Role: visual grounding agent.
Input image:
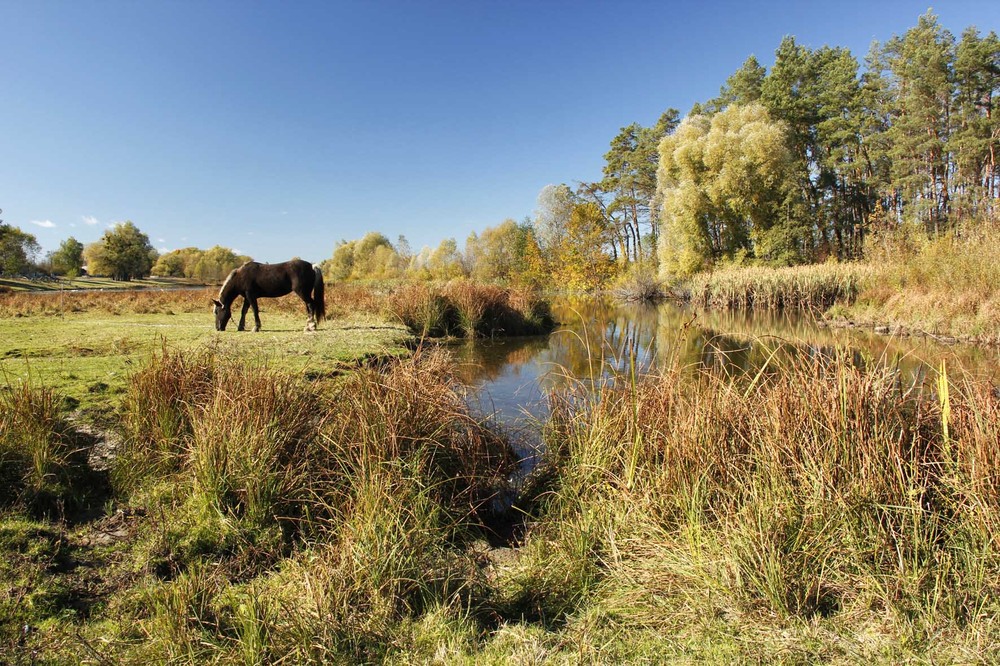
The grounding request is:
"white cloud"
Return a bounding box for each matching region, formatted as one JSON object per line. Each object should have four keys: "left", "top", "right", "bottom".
{"left": 232, "top": 249, "right": 242, "bottom": 255}
{"left": 157, "top": 238, "right": 166, "bottom": 243}
{"left": 82, "top": 215, "right": 99, "bottom": 226}
{"left": 31, "top": 220, "right": 56, "bottom": 228}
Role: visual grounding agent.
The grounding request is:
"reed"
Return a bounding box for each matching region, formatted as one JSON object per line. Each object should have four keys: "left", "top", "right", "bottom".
{"left": 844, "top": 222, "right": 1000, "bottom": 342}
{"left": 386, "top": 280, "right": 554, "bottom": 339}
{"left": 502, "top": 350, "right": 1000, "bottom": 659}
{"left": 682, "top": 262, "right": 876, "bottom": 311}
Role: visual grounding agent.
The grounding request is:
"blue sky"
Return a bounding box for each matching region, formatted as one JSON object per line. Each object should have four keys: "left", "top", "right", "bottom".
{"left": 2, "top": 1, "right": 998, "bottom": 263}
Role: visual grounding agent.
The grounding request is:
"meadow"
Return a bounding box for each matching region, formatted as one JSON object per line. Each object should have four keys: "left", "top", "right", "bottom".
{"left": 2, "top": 283, "right": 1000, "bottom": 663}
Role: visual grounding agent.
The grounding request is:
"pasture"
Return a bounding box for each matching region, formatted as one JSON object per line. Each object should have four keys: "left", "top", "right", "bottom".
{"left": 0, "top": 286, "right": 409, "bottom": 411}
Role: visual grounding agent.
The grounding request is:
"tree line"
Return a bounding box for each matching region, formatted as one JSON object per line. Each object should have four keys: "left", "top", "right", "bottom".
{"left": 3, "top": 12, "right": 995, "bottom": 289}
{"left": 324, "top": 11, "right": 999, "bottom": 286}
{"left": 659, "top": 12, "right": 999, "bottom": 277}
{"left": 0, "top": 219, "right": 249, "bottom": 283}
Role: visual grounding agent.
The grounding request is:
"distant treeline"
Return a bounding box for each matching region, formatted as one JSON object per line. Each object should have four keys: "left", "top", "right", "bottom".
{"left": 3, "top": 12, "right": 996, "bottom": 289}
{"left": 150, "top": 246, "right": 252, "bottom": 282}
{"left": 323, "top": 11, "right": 1000, "bottom": 287}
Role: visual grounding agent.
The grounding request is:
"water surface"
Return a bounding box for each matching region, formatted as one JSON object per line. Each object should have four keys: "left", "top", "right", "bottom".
{"left": 450, "top": 295, "right": 1000, "bottom": 463}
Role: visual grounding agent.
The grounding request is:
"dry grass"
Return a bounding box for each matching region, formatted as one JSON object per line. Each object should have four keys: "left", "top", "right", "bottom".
{"left": 386, "top": 280, "right": 554, "bottom": 339}
{"left": 502, "top": 351, "right": 1000, "bottom": 660}
{"left": 841, "top": 222, "right": 1000, "bottom": 342}
{"left": 683, "top": 262, "right": 876, "bottom": 311}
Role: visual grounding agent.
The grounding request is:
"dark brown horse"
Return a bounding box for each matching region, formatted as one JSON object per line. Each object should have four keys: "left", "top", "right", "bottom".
{"left": 212, "top": 259, "right": 326, "bottom": 332}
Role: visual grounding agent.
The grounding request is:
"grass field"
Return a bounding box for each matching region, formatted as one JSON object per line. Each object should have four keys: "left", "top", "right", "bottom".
{"left": 0, "top": 287, "right": 410, "bottom": 412}
{"left": 3, "top": 285, "right": 1000, "bottom": 663}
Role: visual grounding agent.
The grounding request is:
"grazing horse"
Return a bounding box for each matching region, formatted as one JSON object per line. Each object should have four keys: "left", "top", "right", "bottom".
{"left": 211, "top": 259, "right": 326, "bottom": 332}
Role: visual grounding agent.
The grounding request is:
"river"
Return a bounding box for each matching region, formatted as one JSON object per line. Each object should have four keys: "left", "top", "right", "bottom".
{"left": 448, "top": 295, "right": 1000, "bottom": 467}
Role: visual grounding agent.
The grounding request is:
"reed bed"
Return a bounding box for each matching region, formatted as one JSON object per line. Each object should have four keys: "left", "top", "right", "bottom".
{"left": 844, "top": 223, "right": 1000, "bottom": 342}
{"left": 501, "top": 352, "right": 1000, "bottom": 660}
{"left": 683, "top": 262, "right": 877, "bottom": 311}
{"left": 386, "top": 280, "right": 554, "bottom": 338}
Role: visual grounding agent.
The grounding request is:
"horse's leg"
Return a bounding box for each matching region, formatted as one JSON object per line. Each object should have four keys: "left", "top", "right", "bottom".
{"left": 238, "top": 297, "right": 251, "bottom": 331}
{"left": 305, "top": 300, "right": 317, "bottom": 332}
{"left": 300, "top": 289, "right": 316, "bottom": 332}
{"left": 250, "top": 296, "right": 262, "bottom": 332}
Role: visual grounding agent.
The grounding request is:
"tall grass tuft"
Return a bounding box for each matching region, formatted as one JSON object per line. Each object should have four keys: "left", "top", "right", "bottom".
{"left": 187, "top": 361, "right": 323, "bottom": 538}
{"left": 0, "top": 379, "right": 100, "bottom": 517}
{"left": 386, "top": 281, "right": 554, "bottom": 338}
{"left": 385, "top": 283, "right": 457, "bottom": 338}
{"left": 682, "top": 262, "right": 875, "bottom": 311}
{"left": 506, "top": 349, "right": 1000, "bottom": 651}
{"left": 114, "top": 345, "right": 217, "bottom": 495}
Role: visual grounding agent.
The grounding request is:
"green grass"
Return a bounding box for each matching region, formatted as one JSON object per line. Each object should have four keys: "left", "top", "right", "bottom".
{"left": 3, "top": 285, "right": 999, "bottom": 663}
{"left": 0, "top": 301, "right": 409, "bottom": 411}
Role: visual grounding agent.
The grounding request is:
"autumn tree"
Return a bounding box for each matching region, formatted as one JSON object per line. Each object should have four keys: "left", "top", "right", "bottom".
{"left": 323, "top": 232, "right": 402, "bottom": 281}
{"left": 50, "top": 237, "right": 85, "bottom": 276}
{"left": 0, "top": 223, "right": 40, "bottom": 275}
{"left": 192, "top": 246, "right": 252, "bottom": 282}
{"left": 657, "top": 104, "right": 800, "bottom": 279}
{"left": 85, "top": 221, "right": 156, "bottom": 281}
{"left": 552, "top": 202, "right": 617, "bottom": 290}
{"left": 465, "top": 219, "right": 547, "bottom": 286}
{"left": 533, "top": 184, "right": 575, "bottom": 258}
{"left": 152, "top": 247, "right": 202, "bottom": 277}
{"left": 425, "top": 238, "right": 465, "bottom": 280}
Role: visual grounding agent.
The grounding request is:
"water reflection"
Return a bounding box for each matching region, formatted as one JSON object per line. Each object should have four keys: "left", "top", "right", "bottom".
{"left": 451, "top": 296, "right": 1000, "bottom": 445}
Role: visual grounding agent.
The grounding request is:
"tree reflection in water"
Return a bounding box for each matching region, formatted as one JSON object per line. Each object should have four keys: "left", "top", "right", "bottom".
{"left": 449, "top": 295, "right": 1000, "bottom": 474}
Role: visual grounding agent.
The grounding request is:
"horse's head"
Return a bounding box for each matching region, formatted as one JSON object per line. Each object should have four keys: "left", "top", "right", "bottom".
{"left": 211, "top": 299, "right": 232, "bottom": 331}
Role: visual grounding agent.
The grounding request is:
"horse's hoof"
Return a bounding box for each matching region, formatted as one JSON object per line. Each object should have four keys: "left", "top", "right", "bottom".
{"left": 252, "top": 326, "right": 261, "bottom": 333}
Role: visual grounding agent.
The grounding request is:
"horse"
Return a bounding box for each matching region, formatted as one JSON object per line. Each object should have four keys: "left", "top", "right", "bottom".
{"left": 211, "top": 259, "right": 326, "bottom": 332}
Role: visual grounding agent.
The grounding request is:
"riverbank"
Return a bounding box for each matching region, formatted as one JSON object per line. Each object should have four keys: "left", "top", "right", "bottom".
{"left": 5, "top": 339, "right": 999, "bottom": 662}
{"left": 676, "top": 225, "right": 1000, "bottom": 346}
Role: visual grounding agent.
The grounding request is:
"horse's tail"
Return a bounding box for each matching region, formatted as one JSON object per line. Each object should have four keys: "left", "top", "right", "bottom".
{"left": 313, "top": 265, "right": 326, "bottom": 322}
